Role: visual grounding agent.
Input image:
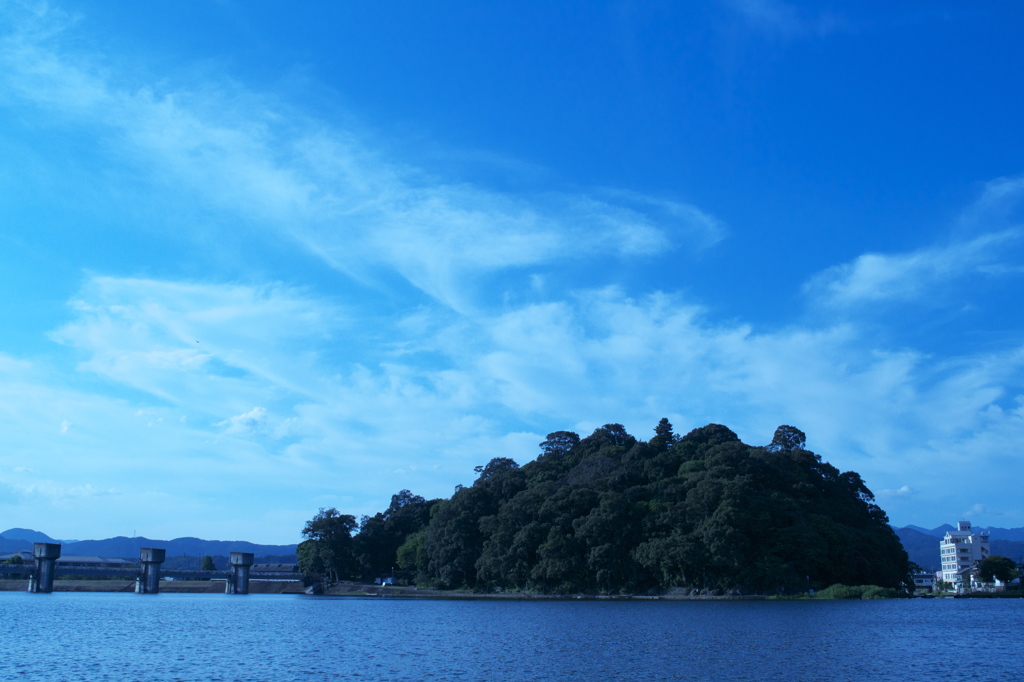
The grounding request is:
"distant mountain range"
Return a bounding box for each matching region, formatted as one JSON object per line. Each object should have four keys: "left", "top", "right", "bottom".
{"left": 0, "top": 528, "right": 298, "bottom": 560}
{"left": 893, "top": 525, "right": 1024, "bottom": 572}
{"left": 900, "top": 524, "right": 1024, "bottom": 541}
{"left": 0, "top": 527, "right": 77, "bottom": 544}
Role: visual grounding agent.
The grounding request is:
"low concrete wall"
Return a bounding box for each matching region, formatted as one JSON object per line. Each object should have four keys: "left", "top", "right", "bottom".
{"left": 0, "top": 580, "right": 30, "bottom": 591}
{"left": 0, "top": 580, "right": 306, "bottom": 594}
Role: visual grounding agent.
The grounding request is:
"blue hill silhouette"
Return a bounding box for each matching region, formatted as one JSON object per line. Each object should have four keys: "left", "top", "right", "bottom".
{"left": 1, "top": 529, "right": 297, "bottom": 560}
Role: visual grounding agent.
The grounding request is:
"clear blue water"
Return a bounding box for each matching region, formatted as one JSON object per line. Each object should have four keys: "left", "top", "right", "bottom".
{"left": 1, "top": 593, "right": 1021, "bottom": 681}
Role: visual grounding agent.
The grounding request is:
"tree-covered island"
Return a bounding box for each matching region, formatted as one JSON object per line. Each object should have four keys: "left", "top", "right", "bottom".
{"left": 299, "top": 421, "right": 911, "bottom": 595}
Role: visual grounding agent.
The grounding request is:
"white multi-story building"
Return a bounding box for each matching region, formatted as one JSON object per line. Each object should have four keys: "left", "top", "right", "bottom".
{"left": 940, "top": 521, "right": 990, "bottom": 586}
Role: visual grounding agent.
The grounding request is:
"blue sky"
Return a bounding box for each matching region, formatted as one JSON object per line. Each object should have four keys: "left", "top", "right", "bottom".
{"left": 1, "top": 0, "right": 1023, "bottom": 544}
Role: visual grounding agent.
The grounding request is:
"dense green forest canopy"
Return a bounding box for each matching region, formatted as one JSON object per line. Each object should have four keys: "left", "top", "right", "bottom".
{"left": 300, "top": 421, "right": 910, "bottom": 594}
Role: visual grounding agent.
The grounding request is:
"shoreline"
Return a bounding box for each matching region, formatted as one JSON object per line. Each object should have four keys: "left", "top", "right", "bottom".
{"left": 325, "top": 584, "right": 770, "bottom": 600}
{"left": 0, "top": 579, "right": 764, "bottom": 599}
{"left": 8, "top": 580, "right": 1009, "bottom": 599}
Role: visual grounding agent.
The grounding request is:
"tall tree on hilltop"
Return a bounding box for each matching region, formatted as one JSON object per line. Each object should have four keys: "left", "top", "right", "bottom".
{"left": 651, "top": 418, "right": 678, "bottom": 451}
{"left": 540, "top": 431, "right": 580, "bottom": 457}
{"left": 298, "top": 507, "right": 357, "bottom": 583}
{"left": 766, "top": 425, "right": 806, "bottom": 453}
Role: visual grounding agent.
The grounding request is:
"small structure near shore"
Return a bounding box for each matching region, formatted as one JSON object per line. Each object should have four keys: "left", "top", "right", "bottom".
{"left": 0, "top": 543, "right": 269, "bottom": 595}
{"left": 28, "top": 543, "right": 61, "bottom": 593}
{"left": 940, "top": 522, "right": 990, "bottom": 593}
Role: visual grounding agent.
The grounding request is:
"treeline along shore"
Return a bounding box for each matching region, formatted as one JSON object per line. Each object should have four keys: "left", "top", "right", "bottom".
{"left": 299, "top": 421, "right": 912, "bottom": 596}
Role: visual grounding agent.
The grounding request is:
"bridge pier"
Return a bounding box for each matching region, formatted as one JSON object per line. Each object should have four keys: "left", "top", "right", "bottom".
{"left": 28, "top": 543, "right": 61, "bottom": 593}
{"left": 226, "top": 552, "right": 254, "bottom": 594}
{"left": 136, "top": 548, "right": 166, "bottom": 594}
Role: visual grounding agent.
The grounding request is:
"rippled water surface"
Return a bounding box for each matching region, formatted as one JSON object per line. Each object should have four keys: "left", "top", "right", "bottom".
{"left": 1, "top": 592, "right": 1021, "bottom": 681}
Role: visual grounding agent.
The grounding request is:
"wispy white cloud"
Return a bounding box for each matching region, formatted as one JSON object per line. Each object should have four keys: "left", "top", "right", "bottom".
{"left": 0, "top": 343, "right": 338, "bottom": 540}
{"left": 723, "top": 0, "right": 846, "bottom": 37}
{"left": 879, "top": 485, "right": 914, "bottom": 499}
{"left": 805, "top": 176, "right": 1024, "bottom": 310}
{"left": 218, "top": 406, "right": 270, "bottom": 436}
{"left": 726, "top": 0, "right": 801, "bottom": 34}
{"left": 4, "top": 267, "right": 1024, "bottom": 537}
{"left": 50, "top": 277, "right": 341, "bottom": 408}
{"left": 0, "top": 3, "right": 720, "bottom": 313}
{"left": 963, "top": 503, "right": 1003, "bottom": 519}
{"left": 6, "top": 479, "right": 118, "bottom": 502}
{"left": 0, "top": 353, "right": 33, "bottom": 375}
{"left": 959, "top": 175, "right": 1024, "bottom": 228}
{"left": 460, "top": 286, "right": 1024, "bottom": 528}
{"left": 804, "top": 229, "right": 1024, "bottom": 309}
{"left": 10, "top": 276, "right": 546, "bottom": 525}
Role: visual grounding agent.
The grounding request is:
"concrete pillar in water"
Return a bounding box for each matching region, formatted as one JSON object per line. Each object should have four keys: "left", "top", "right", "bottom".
{"left": 226, "top": 552, "right": 254, "bottom": 594}
{"left": 28, "top": 543, "right": 61, "bottom": 593}
{"left": 137, "top": 548, "right": 166, "bottom": 594}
